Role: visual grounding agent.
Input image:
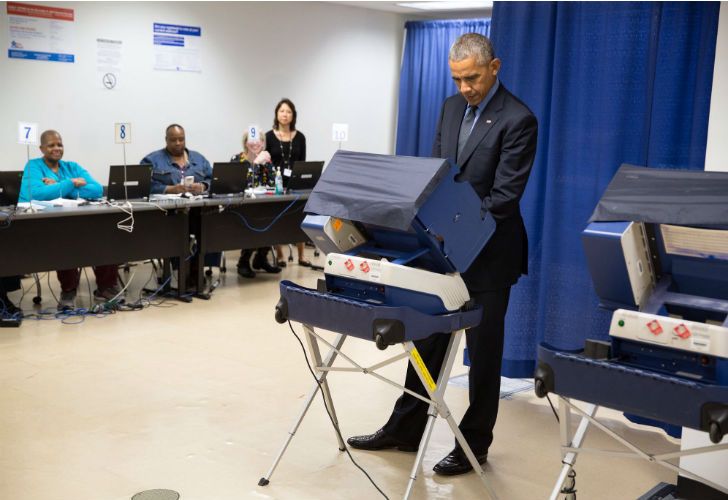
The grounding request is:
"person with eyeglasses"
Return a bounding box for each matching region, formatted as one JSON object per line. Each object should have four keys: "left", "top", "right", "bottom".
{"left": 231, "top": 131, "right": 281, "bottom": 278}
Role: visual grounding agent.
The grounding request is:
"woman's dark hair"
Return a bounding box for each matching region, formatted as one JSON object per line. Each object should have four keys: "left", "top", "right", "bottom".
{"left": 273, "top": 98, "right": 297, "bottom": 131}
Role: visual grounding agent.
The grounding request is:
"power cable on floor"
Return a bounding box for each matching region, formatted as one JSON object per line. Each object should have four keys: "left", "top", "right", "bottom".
{"left": 288, "top": 321, "right": 389, "bottom": 500}
{"left": 546, "top": 393, "right": 560, "bottom": 423}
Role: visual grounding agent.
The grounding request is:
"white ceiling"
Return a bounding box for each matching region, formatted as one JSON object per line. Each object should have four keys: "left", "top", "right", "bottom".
{"left": 331, "top": 1, "right": 492, "bottom": 18}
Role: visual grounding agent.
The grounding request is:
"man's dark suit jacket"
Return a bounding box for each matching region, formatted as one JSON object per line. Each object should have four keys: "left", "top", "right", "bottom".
{"left": 433, "top": 84, "right": 538, "bottom": 291}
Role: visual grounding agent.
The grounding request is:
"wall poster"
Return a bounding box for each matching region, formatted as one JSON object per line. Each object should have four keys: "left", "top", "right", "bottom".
{"left": 7, "top": 2, "right": 75, "bottom": 63}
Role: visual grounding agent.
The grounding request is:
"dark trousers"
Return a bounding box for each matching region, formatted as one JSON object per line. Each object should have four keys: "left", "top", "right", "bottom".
{"left": 0, "top": 276, "right": 21, "bottom": 294}
{"left": 57, "top": 266, "right": 118, "bottom": 293}
{"left": 382, "top": 287, "right": 511, "bottom": 455}
{"left": 238, "top": 247, "right": 272, "bottom": 268}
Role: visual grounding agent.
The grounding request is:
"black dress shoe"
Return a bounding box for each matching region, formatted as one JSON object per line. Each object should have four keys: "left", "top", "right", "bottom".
{"left": 433, "top": 448, "right": 487, "bottom": 476}
{"left": 254, "top": 261, "right": 281, "bottom": 273}
{"left": 252, "top": 255, "right": 282, "bottom": 274}
{"left": 347, "top": 428, "right": 418, "bottom": 452}
{"left": 237, "top": 266, "right": 256, "bottom": 278}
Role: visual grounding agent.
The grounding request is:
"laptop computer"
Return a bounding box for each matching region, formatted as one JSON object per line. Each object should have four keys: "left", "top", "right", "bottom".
{"left": 0, "top": 171, "right": 23, "bottom": 206}
{"left": 287, "top": 161, "right": 324, "bottom": 192}
{"left": 107, "top": 164, "right": 153, "bottom": 201}
{"left": 209, "top": 162, "right": 248, "bottom": 197}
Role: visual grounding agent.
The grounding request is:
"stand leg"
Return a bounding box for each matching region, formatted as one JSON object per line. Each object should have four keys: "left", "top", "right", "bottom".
{"left": 259, "top": 331, "right": 346, "bottom": 486}
{"left": 558, "top": 400, "right": 728, "bottom": 497}
{"left": 549, "top": 398, "right": 596, "bottom": 500}
{"left": 304, "top": 325, "right": 346, "bottom": 451}
{"left": 404, "top": 331, "right": 498, "bottom": 500}
{"left": 403, "top": 407, "right": 438, "bottom": 500}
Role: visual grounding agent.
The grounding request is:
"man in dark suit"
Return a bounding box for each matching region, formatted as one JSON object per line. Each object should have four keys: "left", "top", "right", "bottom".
{"left": 347, "top": 33, "right": 538, "bottom": 475}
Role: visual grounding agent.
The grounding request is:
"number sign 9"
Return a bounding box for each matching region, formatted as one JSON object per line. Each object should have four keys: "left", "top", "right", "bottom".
{"left": 248, "top": 125, "right": 259, "bottom": 141}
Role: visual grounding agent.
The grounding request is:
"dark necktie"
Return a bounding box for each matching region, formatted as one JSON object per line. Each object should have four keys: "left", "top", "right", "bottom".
{"left": 457, "top": 105, "right": 477, "bottom": 164}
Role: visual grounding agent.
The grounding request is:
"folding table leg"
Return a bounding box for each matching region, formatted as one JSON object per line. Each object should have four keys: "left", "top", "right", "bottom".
{"left": 259, "top": 331, "right": 346, "bottom": 486}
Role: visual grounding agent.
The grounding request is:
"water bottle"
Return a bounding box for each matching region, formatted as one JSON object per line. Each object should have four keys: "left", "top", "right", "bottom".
{"left": 275, "top": 167, "right": 283, "bottom": 195}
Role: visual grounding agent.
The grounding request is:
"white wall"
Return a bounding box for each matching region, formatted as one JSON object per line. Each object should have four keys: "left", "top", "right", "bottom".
{"left": 0, "top": 1, "right": 404, "bottom": 181}
{"left": 705, "top": 2, "right": 728, "bottom": 172}
{"left": 679, "top": 4, "right": 728, "bottom": 492}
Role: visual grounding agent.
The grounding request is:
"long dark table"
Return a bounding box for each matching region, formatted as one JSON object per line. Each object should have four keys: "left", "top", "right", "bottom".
{"left": 0, "top": 193, "right": 310, "bottom": 302}
{"left": 0, "top": 201, "right": 190, "bottom": 298}
{"left": 189, "top": 193, "right": 309, "bottom": 296}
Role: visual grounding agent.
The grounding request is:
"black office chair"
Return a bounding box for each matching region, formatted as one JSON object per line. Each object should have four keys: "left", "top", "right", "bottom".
{"left": 32, "top": 274, "right": 42, "bottom": 304}
{"left": 206, "top": 252, "right": 227, "bottom": 276}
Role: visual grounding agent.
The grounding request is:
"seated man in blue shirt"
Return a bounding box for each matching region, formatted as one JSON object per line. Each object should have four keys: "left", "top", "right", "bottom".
{"left": 141, "top": 124, "right": 212, "bottom": 195}
{"left": 19, "top": 130, "right": 121, "bottom": 310}
{"left": 142, "top": 124, "right": 219, "bottom": 285}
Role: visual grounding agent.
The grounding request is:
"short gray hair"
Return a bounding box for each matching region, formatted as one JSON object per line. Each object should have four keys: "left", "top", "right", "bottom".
{"left": 449, "top": 33, "right": 495, "bottom": 65}
{"left": 242, "top": 131, "right": 266, "bottom": 152}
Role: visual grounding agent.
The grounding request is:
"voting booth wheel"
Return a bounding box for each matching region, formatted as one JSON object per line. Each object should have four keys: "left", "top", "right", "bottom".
{"left": 372, "top": 319, "right": 405, "bottom": 351}
{"left": 32, "top": 296, "right": 42, "bottom": 305}
{"left": 534, "top": 362, "right": 555, "bottom": 398}
{"left": 374, "top": 333, "right": 388, "bottom": 351}
{"left": 702, "top": 403, "right": 728, "bottom": 444}
{"left": 275, "top": 298, "right": 289, "bottom": 324}
{"left": 709, "top": 422, "right": 724, "bottom": 444}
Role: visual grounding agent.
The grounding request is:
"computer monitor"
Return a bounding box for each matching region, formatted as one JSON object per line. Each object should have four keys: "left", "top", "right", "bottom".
{"left": 0, "top": 171, "right": 23, "bottom": 206}
{"left": 210, "top": 162, "right": 248, "bottom": 197}
{"left": 287, "top": 161, "right": 324, "bottom": 192}
{"left": 107, "top": 165, "right": 153, "bottom": 201}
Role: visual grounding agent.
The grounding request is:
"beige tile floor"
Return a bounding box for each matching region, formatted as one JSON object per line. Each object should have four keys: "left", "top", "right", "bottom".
{"left": 0, "top": 251, "right": 679, "bottom": 500}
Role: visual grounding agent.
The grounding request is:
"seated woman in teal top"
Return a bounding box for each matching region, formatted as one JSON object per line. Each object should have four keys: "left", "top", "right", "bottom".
{"left": 19, "top": 135, "right": 101, "bottom": 203}
{"left": 19, "top": 130, "right": 119, "bottom": 310}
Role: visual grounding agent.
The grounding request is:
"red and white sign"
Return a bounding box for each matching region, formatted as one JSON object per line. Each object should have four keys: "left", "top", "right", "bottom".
{"left": 7, "top": 2, "right": 76, "bottom": 63}
{"left": 7, "top": 2, "right": 73, "bottom": 21}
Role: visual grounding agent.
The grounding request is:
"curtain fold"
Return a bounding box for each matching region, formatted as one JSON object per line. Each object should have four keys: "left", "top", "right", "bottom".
{"left": 488, "top": 1, "right": 720, "bottom": 378}
{"left": 396, "top": 19, "right": 491, "bottom": 157}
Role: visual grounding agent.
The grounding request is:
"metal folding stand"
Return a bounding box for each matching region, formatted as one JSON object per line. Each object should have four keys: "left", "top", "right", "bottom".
{"left": 550, "top": 397, "right": 728, "bottom": 500}
{"left": 259, "top": 325, "right": 498, "bottom": 500}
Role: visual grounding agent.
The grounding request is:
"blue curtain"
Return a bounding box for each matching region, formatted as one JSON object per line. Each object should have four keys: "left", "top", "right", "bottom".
{"left": 489, "top": 2, "right": 720, "bottom": 377}
{"left": 396, "top": 19, "right": 490, "bottom": 157}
